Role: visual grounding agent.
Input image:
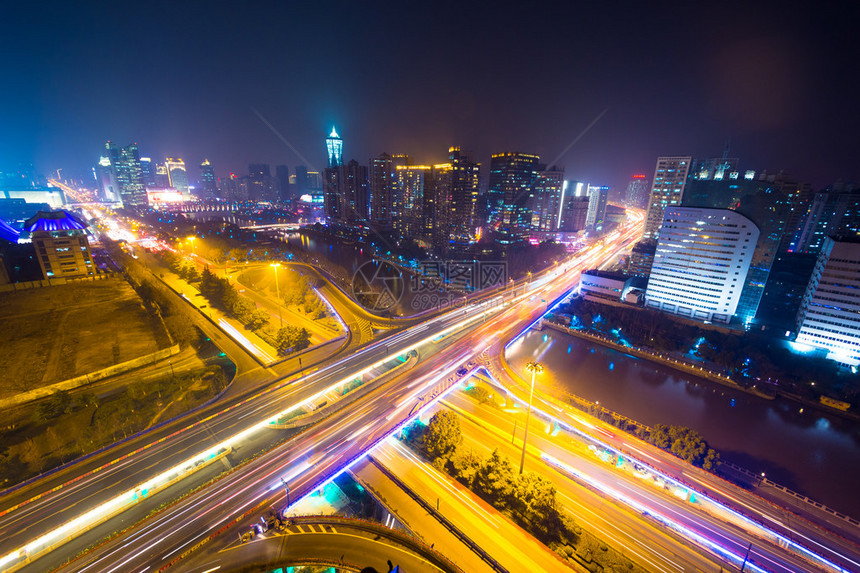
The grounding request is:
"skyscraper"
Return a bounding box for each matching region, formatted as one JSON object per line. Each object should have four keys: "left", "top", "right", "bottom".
{"left": 795, "top": 237, "right": 860, "bottom": 365}
{"left": 165, "top": 158, "right": 189, "bottom": 194}
{"left": 682, "top": 171, "right": 810, "bottom": 326}
{"left": 645, "top": 207, "right": 759, "bottom": 323}
{"left": 792, "top": 185, "right": 860, "bottom": 254}
{"left": 248, "top": 163, "right": 274, "bottom": 201}
{"left": 644, "top": 156, "right": 692, "bottom": 239}
{"left": 533, "top": 166, "right": 565, "bottom": 232}
{"left": 394, "top": 164, "right": 430, "bottom": 238}
{"left": 487, "top": 152, "right": 540, "bottom": 235}
{"left": 323, "top": 160, "right": 368, "bottom": 224}
{"left": 326, "top": 127, "right": 343, "bottom": 168}
{"left": 557, "top": 181, "right": 589, "bottom": 232}
{"left": 139, "top": 157, "right": 157, "bottom": 188}
{"left": 369, "top": 153, "right": 394, "bottom": 228}
{"left": 199, "top": 159, "right": 217, "bottom": 199}
{"left": 443, "top": 147, "right": 479, "bottom": 242}
{"left": 155, "top": 163, "right": 170, "bottom": 188}
{"left": 585, "top": 185, "right": 609, "bottom": 230}
{"left": 275, "top": 165, "right": 291, "bottom": 203}
{"left": 95, "top": 155, "right": 119, "bottom": 202}
{"left": 624, "top": 174, "right": 649, "bottom": 209}
{"left": 101, "top": 141, "right": 147, "bottom": 207}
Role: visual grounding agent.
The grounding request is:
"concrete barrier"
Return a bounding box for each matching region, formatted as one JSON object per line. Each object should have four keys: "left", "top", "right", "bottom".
{"left": 0, "top": 344, "right": 181, "bottom": 411}
{"left": 0, "top": 273, "right": 112, "bottom": 293}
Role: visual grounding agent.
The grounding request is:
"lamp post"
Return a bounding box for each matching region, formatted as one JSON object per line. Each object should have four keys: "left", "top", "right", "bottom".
{"left": 186, "top": 236, "right": 196, "bottom": 256}
{"left": 519, "top": 361, "right": 544, "bottom": 474}
{"left": 271, "top": 262, "right": 283, "bottom": 328}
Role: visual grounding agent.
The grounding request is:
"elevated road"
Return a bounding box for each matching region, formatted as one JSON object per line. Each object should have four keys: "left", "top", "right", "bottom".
{"left": 176, "top": 515, "right": 462, "bottom": 573}
{"left": 1, "top": 214, "right": 645, "bottom": 572}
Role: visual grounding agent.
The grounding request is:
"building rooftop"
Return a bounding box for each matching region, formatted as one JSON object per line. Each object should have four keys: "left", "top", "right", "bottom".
{"left": 23, "top": 210, "right": 87, "bottom": 233}
{"left": 582, "top": 269, "right": 628, "bottom": 281}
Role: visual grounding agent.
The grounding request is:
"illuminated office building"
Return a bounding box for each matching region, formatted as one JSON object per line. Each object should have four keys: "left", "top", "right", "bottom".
{"left": 645, "top": 207, "right": 759, "bottom": 324}
{"left": 200, "top": 159, "right": 217, "bottom": 199}
{"left": 487, "top": 152, "right": 540, "bottom": 235}
{"left": 795, "top": 237, "right": 860, "bottom": 365}
{"left": 165, "top": 157, "right": 189, "bottom": 194}
{"left": 24, "top": 210, "right": 95, "bottom": 279}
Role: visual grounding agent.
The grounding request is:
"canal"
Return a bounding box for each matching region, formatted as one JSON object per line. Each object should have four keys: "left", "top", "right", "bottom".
{"left": 506, "top": 328, "right": 860, "bottom": 518}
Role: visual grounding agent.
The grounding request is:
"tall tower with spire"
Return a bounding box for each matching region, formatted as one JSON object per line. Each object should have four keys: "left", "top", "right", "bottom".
{"left": 326, "top": 127, "right": 343, "bottom": 168}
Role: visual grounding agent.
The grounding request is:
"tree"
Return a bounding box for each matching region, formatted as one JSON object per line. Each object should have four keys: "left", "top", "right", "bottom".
{"left": 164, "top": 315, "right": 199, "bottom": 347}
{"left": 421, "top": 411, "right": 462, "bottom": 461}
{"left": 245, "top": 309, "right": 270, "bottom": 331}
{"left": 473, "top": 449, "right": 516, "bottom": 508}
{"left": 649, "top": 424, "right": 720, "bottom": 469}
{"left": 513, "top": 472, "right": 563, "bottom": 541}
{"left": 450, "top": 448, "right": 482, "bottom": 486}
{"left": 275, "top": 326, "right": 311, "bottom": 354}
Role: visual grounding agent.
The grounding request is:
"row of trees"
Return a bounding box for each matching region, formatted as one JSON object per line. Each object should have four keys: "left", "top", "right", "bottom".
{"left": 157, "top": 252, "right": 314, "bottom": 356}
{"left": 402, "top": 410, "right": 642, "bottom": 570}
{"left": 159, "top": 250, "right": 201, "bottom": 283}
{"left": 405, "top": 411, "right": 566, "bottom": 543}
{"left": 198, "top": 266, "right": 271, "bottom": 331}
{"left": 647, "top": 424, "right": 720, "bottom": 470}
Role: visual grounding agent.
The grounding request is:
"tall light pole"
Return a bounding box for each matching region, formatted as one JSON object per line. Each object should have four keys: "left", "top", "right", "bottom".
{"left": 186, "top": 236, "right": 196, "bottom": 256}
{"left": 271, "top": 262, "right": 283, "bottom": 328}
{"left": 519, "top": 360, "right": 544, "bottom": 474}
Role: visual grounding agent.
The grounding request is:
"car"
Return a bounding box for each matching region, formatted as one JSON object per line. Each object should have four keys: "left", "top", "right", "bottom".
{"left": 456, "top": 367, "right": 468, "bottom": 377}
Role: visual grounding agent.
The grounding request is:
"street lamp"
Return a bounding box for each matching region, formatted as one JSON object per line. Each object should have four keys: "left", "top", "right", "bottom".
{"left": 519, "top": 360, "right": 544, "bottom": 474}
{"left": 186, "top": 236, "right": 196, "bottom": 256}
{"left": 271, "top": 262, "right": 283, "bottom": 328}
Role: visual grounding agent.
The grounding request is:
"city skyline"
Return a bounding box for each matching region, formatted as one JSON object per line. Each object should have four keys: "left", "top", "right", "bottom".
{"left": 1, "top": 2, "right": 858, "bottom": 191}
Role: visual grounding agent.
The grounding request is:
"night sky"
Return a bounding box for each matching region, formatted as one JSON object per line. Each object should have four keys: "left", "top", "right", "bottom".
{"left": 2, "top": 1, "right": 858, "bottom": 191}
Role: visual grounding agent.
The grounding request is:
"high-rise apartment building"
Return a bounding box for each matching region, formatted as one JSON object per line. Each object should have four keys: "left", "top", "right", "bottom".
{"left": 165, "top": 157, "right": 189, "bottom": 194}
{"left": 369, "top": 153, "right": 394, "bottom": 228}
{"left": 625, "top": 174, "right": 649, "bottom": 209}
{"left": 487, "top": 152, "right": 540, "bottom": 235}
{"left": 326, "top": 127, "right": 343, "bottom": 168}
{"left": 644, "top": 156, "right": 692, "bottom": 239}
{"left": 393, "top": 164, "right": 430, "bottom": 238}
{"left": 795, "top": 237, "right": 860, "bottom": 365}
{"left": 792, "top": 186, "right": 860, "bottom": 254}
{"left": 645, "top": 207, "right": 759, "bottom": 324}
{"left": 323, "top": 159, "right": 368, "bottom": 224}
{"left": 430, "top": 147, "right": 479, "bottom": 244}
{"left": 24, "top": 210, "right": 95, "bottom": 279}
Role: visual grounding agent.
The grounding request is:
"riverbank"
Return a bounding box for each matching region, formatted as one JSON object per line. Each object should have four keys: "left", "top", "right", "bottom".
{"left": 540, "top": 319, "right": 776, "bottom": 400}
{"left": 542, "top": 318, "right": 860, "bottom": 422}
